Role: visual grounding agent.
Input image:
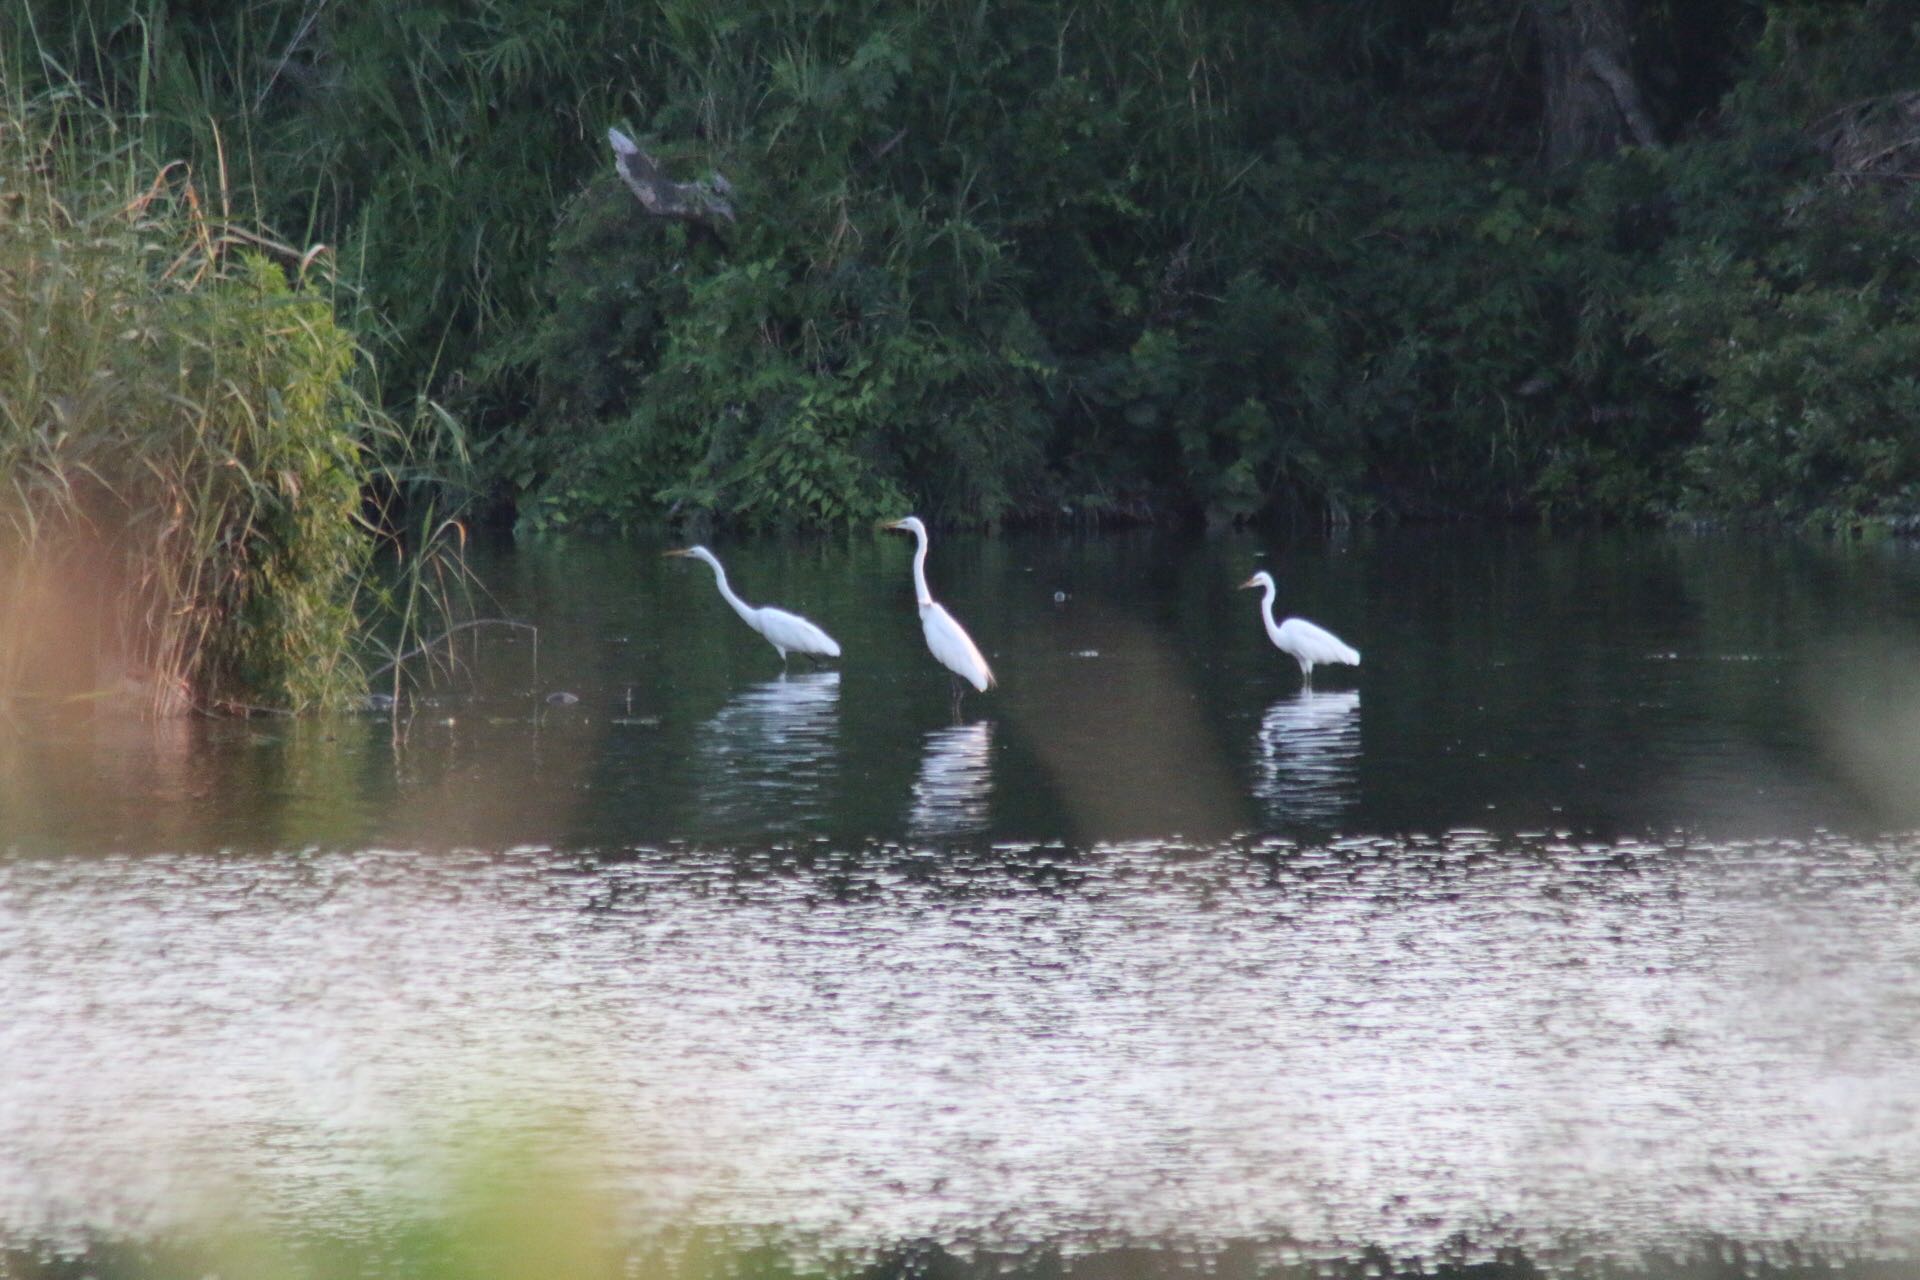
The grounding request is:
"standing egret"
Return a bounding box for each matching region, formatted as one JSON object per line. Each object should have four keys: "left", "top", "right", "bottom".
{"left": 1239, "top": 570, "right": 1359, "bottom": 686}
{"left": 664, "top": 546, "right": 841, "bottom": 666}
{"left": 882, "top": 516, "right": 995, "bottom": 712}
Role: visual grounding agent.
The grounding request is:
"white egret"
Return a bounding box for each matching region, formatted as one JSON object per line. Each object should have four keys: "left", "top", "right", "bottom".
{"left": 1239, "top": 569, "right": 1360, "bottom": 685}
{"left": 664, "top": 546, "right": 841, "bottom": 666}
{"left": 882, "top": 516, "right": 995, "bottom": 708}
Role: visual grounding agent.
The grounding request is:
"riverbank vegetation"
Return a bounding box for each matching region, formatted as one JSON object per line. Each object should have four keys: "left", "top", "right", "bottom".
{"left": 8, "top": 1, "right": 1920, "bottom": 533}
{"left": 0, "top": 90, "right": 469, "bottom": 714}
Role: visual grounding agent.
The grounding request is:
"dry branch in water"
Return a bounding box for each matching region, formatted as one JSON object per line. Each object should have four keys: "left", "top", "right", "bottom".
{"left": 607, "top": 128, "right": 735, "bottom": 225}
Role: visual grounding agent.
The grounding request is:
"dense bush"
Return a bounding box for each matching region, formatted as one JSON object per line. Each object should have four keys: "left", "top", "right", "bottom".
{"left": 493, "top": 3, "right": 1630, "bottom": 530}
{"left": 9, "top": 0, "right": 1920, "bottom": 530}
{"left": 1629, "top": 4, "right": 1920, "bottom": 523}
{"left": 0, "top": 93, "right": 415, "bottom": 713}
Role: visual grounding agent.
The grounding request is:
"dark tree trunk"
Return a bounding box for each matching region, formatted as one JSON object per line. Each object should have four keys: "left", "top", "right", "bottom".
{"left": 1530, "top": 0, "right": 1659, "bottom": 166}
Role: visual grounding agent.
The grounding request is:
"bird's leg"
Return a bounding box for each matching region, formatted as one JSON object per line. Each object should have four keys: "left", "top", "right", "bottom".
{"left": 950, "top": 673, "right": 965, "bottom": 723}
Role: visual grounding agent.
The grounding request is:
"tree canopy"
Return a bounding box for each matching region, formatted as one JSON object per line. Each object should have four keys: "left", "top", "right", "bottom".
{"left": 10, "top": 0, "right": 1920, "bottom": 530}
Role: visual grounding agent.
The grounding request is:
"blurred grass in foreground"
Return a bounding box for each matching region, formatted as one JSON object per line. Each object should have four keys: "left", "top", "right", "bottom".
{"left": 6, "top": 1138, "right": 1920, "bottom": 1280}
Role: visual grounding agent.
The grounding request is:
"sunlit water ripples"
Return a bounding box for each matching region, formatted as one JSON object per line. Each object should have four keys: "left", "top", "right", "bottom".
{"left": 909, "top": 722, "right": 995, "bottom": 838}
{"left": 9, "top": 532, "right": 1920, "bottom": 1256}
{"left": 7, "top": 831, "right": 1920, "bottom": 1254}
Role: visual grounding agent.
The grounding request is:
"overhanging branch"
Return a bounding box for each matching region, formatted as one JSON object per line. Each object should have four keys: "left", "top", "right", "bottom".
{"left": 607, "top": 128, "right": 735, "bottom": 226}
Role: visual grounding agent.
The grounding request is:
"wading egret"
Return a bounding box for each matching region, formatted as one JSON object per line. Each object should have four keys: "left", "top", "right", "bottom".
{"left": 882, "top": 516, "right": 995, "bottom": 709}
{"left": 1239, "top": 570, "right": 1359, "bottom": 685}
{"left": 664, "top": 546, "right": 841, "bottom": 666}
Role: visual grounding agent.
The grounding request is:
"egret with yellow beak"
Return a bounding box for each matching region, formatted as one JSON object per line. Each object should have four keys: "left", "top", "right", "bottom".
{"left": 663, "top": 545, "right": 841, "bottom": 666}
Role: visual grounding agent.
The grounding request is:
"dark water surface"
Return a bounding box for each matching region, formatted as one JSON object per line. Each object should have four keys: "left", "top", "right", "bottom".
{"left": 6, "top": 531, "right": 1920, "bottom": 1254}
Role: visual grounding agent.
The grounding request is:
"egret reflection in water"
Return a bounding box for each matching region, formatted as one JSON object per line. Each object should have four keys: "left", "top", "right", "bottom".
{"left": 1254, "top": 689, "right": 1362, "bottom": 825}
{"left": 694, "top": 671, "right": 841, "bottom": 832}
{"left": 908, "top": 719, "right": 994, "bottom": 837}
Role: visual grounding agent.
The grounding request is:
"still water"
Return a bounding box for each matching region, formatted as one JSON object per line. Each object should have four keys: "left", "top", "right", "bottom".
{"left": 5, "top": 531, "right": 1920, "bottom": 1254}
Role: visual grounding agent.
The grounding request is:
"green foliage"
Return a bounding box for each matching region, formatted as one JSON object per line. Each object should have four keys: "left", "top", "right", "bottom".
{"left": 496, "top": 1, "right": 1217, "bottom": 528}
{"left": 1636, "top": 202, "right": 1920, "bottom": 520}
{"left": 0, "top": 91, "right": 449, "bottom": 713}
{"left": 12, "top": 0, "right": 1920, "bottom": 530}
{"left": 165, "top": 254, "right": 370, "bottom": 709}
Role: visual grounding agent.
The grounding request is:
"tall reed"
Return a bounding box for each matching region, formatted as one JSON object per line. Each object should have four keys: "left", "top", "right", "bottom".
{"left": 0, "top": 88, "right": 464, "bottom": 715}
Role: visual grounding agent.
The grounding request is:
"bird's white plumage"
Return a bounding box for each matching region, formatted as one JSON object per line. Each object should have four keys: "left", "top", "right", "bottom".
{"left": 666, "top": 545, "right": 841, "bottom": 663}
{"left": 748, "top": 605, "right": 842, "bottom": 660}
{"left": 1240, "top": 570, "right": 1359, "bottom": 682}
{"left": 920, "top": 601, "right": 994, "bottom": 693}
{"left": 886, "top": 516, "right": 995, "bottom": 694}
{"left": 1274, "top": 617, "right": 1359, "bottom": 668}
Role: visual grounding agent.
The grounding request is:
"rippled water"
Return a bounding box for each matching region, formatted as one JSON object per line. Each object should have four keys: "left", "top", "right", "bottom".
{"left": 5, "top": 531, "right": 1920, "bottom": 1255}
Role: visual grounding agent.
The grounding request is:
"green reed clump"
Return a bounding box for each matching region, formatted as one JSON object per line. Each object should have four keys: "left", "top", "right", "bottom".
{"left": 0, "top": 91, "right": 422, "bottom": 713}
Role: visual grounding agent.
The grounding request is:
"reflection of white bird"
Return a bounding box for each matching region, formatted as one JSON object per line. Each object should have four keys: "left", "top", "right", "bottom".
{"left": 1256, "top": 689, "right": 1362, "bottom": 825}
{"left": 882, "top": 516, "right": 994, "bottom": 707}
{"left": 702, "top": 671, "right": 842, "bottom": 758}
{"left": 1239, "top": 570, "right": 1359, "bottom": 685}
{"left": 697, "top": 671, "right": 841, "bottom": 833}
{"left": 909, "top": 720, "right": 994, "bottom": 837}
{"left": 665, "top": 546, "right": 841, "bottom": 666}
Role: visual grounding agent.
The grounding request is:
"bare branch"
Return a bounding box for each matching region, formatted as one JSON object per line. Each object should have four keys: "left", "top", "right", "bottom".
{"left": 608, "top": 128, "right": 735, "bottom": 225}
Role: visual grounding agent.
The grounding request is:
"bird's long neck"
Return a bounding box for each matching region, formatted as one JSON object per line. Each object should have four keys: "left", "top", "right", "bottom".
{"left": 909, "top": 526, "right": 933, "bottom": 607}
{"left": 701, "top": 554, "right": 755, "bottom": 622}
{"left": 1258, "top": 578, "right": 1280, "bottom": 632}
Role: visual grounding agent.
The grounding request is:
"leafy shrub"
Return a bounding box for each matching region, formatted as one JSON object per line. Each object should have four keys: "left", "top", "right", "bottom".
{"left": 1637, "top": 220, "right": 1920, "bottom": 521}
{"left": 0, "top": 94, "right": 397, "bottom": 712}
{"left": 15, "top": 0, "right": 1920, "bottom": 530}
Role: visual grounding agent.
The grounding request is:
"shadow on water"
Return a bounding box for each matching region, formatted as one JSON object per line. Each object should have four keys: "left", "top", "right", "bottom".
{"left": 9, "top": 1234, "right": 1917, "bottom": 1280}
{"left": 5, "top": 530, "right": 1920, "bottom": 850}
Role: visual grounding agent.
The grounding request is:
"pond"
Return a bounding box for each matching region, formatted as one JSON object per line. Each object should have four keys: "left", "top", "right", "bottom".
{"left": 4, "top": 530, "right": 1920, "bottom": 1257}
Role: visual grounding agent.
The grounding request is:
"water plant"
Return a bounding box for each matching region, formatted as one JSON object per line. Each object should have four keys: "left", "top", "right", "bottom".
{"left": 0, "top": 88, "right": 472, "bottom": 714}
